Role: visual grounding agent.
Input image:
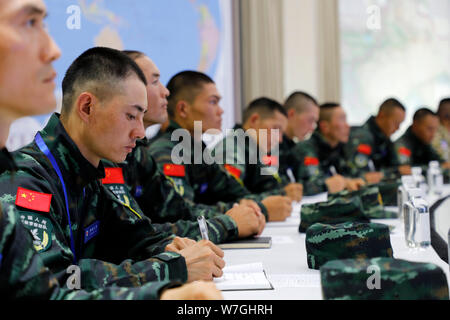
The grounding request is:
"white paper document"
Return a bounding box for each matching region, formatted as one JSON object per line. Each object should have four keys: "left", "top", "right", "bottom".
{"left": 213, "top": 263, "right": 273, "bottom": 291}
{"left": 267, "top": 274, "right": 321, "bottom": 288}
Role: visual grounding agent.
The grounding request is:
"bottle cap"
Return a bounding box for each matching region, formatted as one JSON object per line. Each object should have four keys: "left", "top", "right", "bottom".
{"left": 401, "top": 175, "right": 415, "bottom": 187}
{"left": 429, "top": 161, "right": 440, "bottom": 169}
{"left": 412, "top": 167, "right": 422, "bottom": 175}
{"left": 407, "top": 188, "right": 423, "bottom": 198}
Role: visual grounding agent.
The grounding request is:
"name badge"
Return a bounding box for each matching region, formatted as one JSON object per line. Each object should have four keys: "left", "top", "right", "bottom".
{"left": 84, "top": 221, "right": 100, "bottom": 244}
{"left": 134, "top": 186, "right": 143, "bottom": 198}
{"left": 199, "top": 183, "right": 208, "bottom": 194}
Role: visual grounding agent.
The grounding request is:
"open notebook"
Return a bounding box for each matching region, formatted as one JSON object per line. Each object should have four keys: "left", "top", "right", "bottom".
{"left": 213, "top": 262, "right": 273, "bottom": 291}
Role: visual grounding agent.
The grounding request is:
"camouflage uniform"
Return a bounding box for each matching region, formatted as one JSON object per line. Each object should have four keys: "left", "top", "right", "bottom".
{"left": 346, "top": 117, "right": 400, "bottom": 179}
{"left": 211, "top": 124, "right": 286, "bottom": 197}
{"left": 432, "top": 124, "right": 450, "bottom": 162}
{"left": 321, "top": 258, "right": 449, "bottom": 300}
{"left": 394, "top": 126, "right": 444, "bottom": 166}
{"left": 148, "top": 120, "right": 269, "bottom": 220}
{"left": 291, "top": 131, "right": 353, "bottom": 196}
{"left": 0, "top": 114, "right": 188, "bottom": 294}
{"left": 0, "top": 147, "right": 180, "bottom": 300}
{"left": 101, "top": 138, "right": 240, "bottom": 244}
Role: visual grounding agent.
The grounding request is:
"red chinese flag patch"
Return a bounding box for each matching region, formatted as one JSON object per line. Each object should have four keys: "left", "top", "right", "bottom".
{"left": 224, "top": 164, "right": 242, "bottom": 179}
{"left": 262, "top": 156, "right": 279, "bottom": 166}
{"left": 163, "top": 164, "right": 186, "bottom": 177}
{"left": 398, "top": 147, "right": 411, "bottom": 157}
{"left": 15, "top": 187, "right": 52, "bottom": 213}
{"left": 304, "top": 157, "right": 319, "bottom": 166}
{"left": 102, "top": 168, "right": 125, "bottom": 185}
{"left": 357, "top": 144, "right": 372, "bottom": 155}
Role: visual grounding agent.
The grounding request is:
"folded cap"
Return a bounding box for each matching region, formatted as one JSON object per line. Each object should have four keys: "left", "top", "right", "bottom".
{"left": 327, "top": 186, "right": 397, "bottom": 219}
{"left": 305, "top": 222, "right": 393, "bottom": 270}
{"left": 299, "top": 195, "right": 369, "bottom": 233}
{"left": 320, "top": 257, "right": 449, "bottom": 300}
{"left": 374, "top": 180, "right": 401, "bottom": 206}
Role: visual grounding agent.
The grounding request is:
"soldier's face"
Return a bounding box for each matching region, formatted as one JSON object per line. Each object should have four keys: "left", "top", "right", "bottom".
{"left": 86, "top": 76, "right": 148, "bottom": 164}
{"left": 382, "top": 108, "right": 406, "bottom": 137}
{"left": 291, "top": 104, "right": 319, "bottom": 140}
{"left": 0, "top": 0, "right": 61, "bottom": 121}
{"left": 413, "top": 115, "right": 439, "bottom": 145}
{"left": 135, "top": 56, "right": 170, "bottom": 127}
{"left": 328, "top": 106, "right": 350, "bottom": 143}
{"left": 186, "top": 83, "right": 223, "bottom": 133}
{"left": 256, "top": 111, "right": 288, "bottom": 152}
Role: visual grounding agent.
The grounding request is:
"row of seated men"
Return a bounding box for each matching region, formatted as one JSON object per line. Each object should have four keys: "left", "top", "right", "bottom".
{"left": 1, "top": 1, "right": 450, "bottom": 301}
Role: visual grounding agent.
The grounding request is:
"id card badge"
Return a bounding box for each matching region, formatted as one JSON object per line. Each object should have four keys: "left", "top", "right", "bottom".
{"left": 84, "top": 221, "right": 100, "bottom": 244}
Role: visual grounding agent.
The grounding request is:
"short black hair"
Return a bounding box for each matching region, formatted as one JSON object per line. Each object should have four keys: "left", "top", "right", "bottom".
{"left": 437, "top": 98, "right": 450, "bottom": 117}
{"left": 319, "top": 103, "right": 341, "bottom": 123}
{"left": 413, "top": 107, "right": 437, "bottom": 122}
{"left": 378, "top": 98, "right": 406, "bottom": 115}
{"left": 243, "top": 97, "right": 287, "bottom": 123}
{"left": 283, "top": 91, "right": 318, "bottom": 114}
{"left": 166, "top": 71, "right": 215, "bottom": 118}
{"left": 122, "top": 50, "right": 145, "bottom": 61}
{"left": 62, "top": 47, "right": 147, "bottom": 115}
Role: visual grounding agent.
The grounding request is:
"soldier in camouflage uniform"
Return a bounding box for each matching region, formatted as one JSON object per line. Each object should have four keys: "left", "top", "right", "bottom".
{"left": 346, "top": 98, "right": 411, "bottom": 182}
{"left": 432, "top": 98, "right": 450, "bottom": 162}
{"left": 102, "top": 51, "right": 263, "bottom": 243}
{"left": 149, "top": 71, "right": 292, "bottom": 222}
{"left": 211, "top": 97, "right": 303, "bottom": 201}
{"left": 0, "top": 2, "right": 222, "bottom": 300}
{"left": 394, "top": 108, "right": 448, "bottom": 167}
{"left": 278, "top": 91, "right": 319, "bottom": 183}
{"left": 291, "top": 103, "right": 366, "bottom": 196}
{"left": 0, "top": 47, "right": 226, "bottom": 297}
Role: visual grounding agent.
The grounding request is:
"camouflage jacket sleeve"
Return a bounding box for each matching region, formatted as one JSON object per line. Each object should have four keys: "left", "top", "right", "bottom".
{"left": 153, "top": 214, "right": 239, "bottom": 244}
{"left": 0, "top": 161, "right": 187, "bottom": 290}
{"left": 0, "top": 201, "right": 179, "bottom": 300}
{"left": 291, "top": 144, "right": 328, "bottom": 196}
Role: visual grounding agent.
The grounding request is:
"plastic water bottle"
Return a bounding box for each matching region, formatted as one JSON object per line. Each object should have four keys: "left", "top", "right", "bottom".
{"left": 411, "top": 167, "right": 427, "bottom": 196}
{"left": 427, "top": 161, "right": 443, "bottom": 196}
{"left": 403, "top": 188, "right": 431, "bottom": 249}
{"left": 397, "top": 176, "right": 415, "bottom": 219}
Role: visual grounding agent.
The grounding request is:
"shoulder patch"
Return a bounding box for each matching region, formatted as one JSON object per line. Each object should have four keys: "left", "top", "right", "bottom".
{"left": 398, "top": 147, "right": 411, "bottom": 157}
{"left": 15, "top": 187, "right": 52, "bottom": 213}
{"left": 19, "top": 213, "right": 53, "bottom": 252}
{"left": 102, "top": 167, "right": 125, "bottom": 185}
{"left": 357, "top": 144, "right": 372, "bottom": 155}
{"left": 224, "top": 164, "right": 242, "bottom": 179}
{"left": 163, "top": 164, "right": 186, "bottom": 177}
{"left": 304, "top": 157, "right": 319, "bottom": 166}
{"left": 262, "top": 155, "right": 279, "bottom": 167}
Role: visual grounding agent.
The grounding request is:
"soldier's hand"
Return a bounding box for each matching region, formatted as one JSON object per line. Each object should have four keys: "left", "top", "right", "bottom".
{"left": 398, "top": 165, "right": 412, "bottom": 176}
{"left": 261, "top": 196, "right": 292, "bottom": 222}
{"left": 283, "top": 183, "right": 303, "bottom": 202}
{"left": 345, "top": 178, "right": 366, "bottom": 192}
{"left": 165, "top": 237, "right": 197, "bottom": 252}
{"left": 325, "top": 175, "right": 346, "bottom": 194}
{"left": 160, "top": 281, "right": 223, "bottom": 300}
{"left": 239, "top": 199, "right": 263, "bottom": 215}
{"left": 179, "top": 240, "right": 225, "bottom": 282}
{"left": 226, "top": 204, "right": 262, "bottom": 238}
{"left": 364, "top": 172, "right": 384, "bottom": 184}
{"left": 443, "top": 162, "right": 450, "bottom": 170}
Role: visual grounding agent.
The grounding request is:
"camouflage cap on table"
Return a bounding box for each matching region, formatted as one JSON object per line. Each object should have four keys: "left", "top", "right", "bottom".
{"left": 320, "top": 257, "right": 449, "bottom": 300}
{"left": 299, "top": 195, "right": 369, "bottom": 233}
{"left": 328, "top": 186, "right": 398, "bottom": 219}
{"left": 305, "top": 222, "right": 393, "bottom": 270}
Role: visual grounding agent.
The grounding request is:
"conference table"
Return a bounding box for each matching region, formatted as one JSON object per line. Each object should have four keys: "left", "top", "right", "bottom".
{"left": 221, "top": 186, "right": 450, "bottom": 300}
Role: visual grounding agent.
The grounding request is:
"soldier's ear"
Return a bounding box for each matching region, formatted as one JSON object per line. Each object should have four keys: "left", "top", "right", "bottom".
{"left": 76, "top": 92, "right": 96, "bottom": 123}
{"left": 176, "top": 100, "right": 189, "bottom": 119}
